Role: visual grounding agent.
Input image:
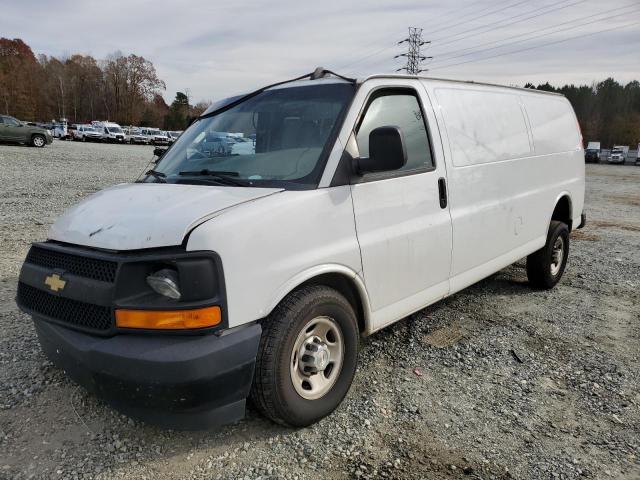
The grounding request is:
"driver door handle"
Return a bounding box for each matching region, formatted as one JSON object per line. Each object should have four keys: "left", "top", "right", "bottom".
{"left": 438, "top": 177, "right": 448, "bottom": 209}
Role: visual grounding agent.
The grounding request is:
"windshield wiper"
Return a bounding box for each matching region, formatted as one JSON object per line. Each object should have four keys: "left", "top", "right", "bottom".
{"left": 145, "top": 169, "right": 167, "bottom": 183}
{"left": 178, "top": 169, "right": 247, "bottom": 186}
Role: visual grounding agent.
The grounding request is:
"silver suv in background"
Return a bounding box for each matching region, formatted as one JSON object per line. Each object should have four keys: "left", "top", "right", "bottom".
{"left": 72, "top": 124, "right": 103, "bottom": 142}
{"left": 124, "top": 127, "right": 149, "bottom": 145}
{"left": 140, "top": 128, "right": 169, "bottom": 145}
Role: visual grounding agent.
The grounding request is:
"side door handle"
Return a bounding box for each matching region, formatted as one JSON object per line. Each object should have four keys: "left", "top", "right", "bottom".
{"left": 438, "top": 177, "right": 448, "bottom": 209}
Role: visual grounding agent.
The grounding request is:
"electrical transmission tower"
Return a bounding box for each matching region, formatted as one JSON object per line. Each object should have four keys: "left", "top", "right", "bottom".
{"left": 395, "top": 27, "right": 432, "bottom": 74}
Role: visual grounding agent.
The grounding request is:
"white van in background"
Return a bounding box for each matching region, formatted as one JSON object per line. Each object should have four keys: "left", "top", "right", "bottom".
{"left": 608, "top": 145, "right": 628, "bottom": 164}
{"left": 92, "top": 121, "right": 125, "bottom": 143}
{"left": 17, "top": 70, "right": 585, "bottom": 430}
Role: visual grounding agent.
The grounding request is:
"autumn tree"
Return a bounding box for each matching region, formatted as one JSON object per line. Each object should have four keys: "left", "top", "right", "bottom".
{"left": 0, "top": 38, "right": 40, "bottom": 118}
{"left": 102, "top": 52, "right": 165, "bottom": 124}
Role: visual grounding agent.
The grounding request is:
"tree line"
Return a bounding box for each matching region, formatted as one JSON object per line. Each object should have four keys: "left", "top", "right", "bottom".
{"left": 2, "top": 38, "right": 639, "bottom": 144}
{"left": 526, "top": 78, "right": 640, "bottom": 148}
{"left": 0, "top": 38, "right": 209, "bottom": 130}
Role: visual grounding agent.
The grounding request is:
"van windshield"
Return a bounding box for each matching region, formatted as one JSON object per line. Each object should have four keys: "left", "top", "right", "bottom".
{"left": 152, "top": 83, "right": 355, "bottom": 189}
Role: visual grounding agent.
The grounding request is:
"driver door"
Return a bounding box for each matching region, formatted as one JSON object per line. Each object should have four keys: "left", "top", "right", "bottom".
{"left": 1, "top": 116, "right": 21, "bottom": 141}
{"left": 349, "top": 80, "right": 452, "bottom": 331}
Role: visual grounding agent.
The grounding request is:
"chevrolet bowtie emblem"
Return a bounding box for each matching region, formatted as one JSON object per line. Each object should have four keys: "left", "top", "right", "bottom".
{"left": 44, "top": 273, "right": 66, "bottom": 292}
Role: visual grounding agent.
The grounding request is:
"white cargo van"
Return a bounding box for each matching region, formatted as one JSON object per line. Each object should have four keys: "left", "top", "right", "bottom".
{"left": 93, "top": 121, "right": 125, "bottom": 143}
{"left": 17, "top": 69, "right": 586, "bottom": 429}
{"left": 608, "top": 145, "right": 628, "bottom": 164}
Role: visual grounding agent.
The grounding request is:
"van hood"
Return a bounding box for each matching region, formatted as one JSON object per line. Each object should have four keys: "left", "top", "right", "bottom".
{"left": 48, "top": 183, "right": 282, "bottom": 250}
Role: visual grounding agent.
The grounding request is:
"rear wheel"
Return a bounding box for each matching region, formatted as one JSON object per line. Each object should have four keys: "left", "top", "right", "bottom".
{"left": 526, "top": 220, "right": 569, "bottom": 289}
{"left": 31, "top": 134, "right": 46, "bottom": 148}
{"left": 250, "top": 285, "right": 359, "bottom": 427}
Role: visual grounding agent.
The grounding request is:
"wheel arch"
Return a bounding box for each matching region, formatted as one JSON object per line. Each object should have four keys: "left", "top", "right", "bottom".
{"left": 265, "top": 265, "right": 372, "bottom": 336}
{"left": 549, "top": 192, "right": 573, "bottom": 232}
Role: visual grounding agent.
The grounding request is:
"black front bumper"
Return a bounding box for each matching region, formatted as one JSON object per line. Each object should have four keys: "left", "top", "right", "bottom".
{"left": 35, "top": 318, "right": 261, "bottom": 429}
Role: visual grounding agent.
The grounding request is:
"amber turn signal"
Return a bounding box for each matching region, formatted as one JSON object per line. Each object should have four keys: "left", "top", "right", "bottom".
{"left": 115, "top": 306, "right": 222, "bottom": 330}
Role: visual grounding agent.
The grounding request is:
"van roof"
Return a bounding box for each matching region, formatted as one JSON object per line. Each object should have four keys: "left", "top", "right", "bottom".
{"left": 361, "top": 73, "right": 565, "bottom": 97}
{"left": 268, "top": 72, "right": 564, "bottom": 97}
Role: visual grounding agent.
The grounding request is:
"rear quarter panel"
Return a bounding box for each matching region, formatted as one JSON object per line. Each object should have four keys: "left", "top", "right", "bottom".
{"left": 422, "top": 80, "right": 584, "bottom": 290}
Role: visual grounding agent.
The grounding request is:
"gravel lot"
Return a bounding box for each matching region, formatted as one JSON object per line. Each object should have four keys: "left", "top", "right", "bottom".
{"left": 0, "top": 141, "right": 638, "bottom": 480}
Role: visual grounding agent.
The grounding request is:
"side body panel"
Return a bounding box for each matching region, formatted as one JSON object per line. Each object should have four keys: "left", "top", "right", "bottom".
{"left": 422, "top": 79, "right": 584, "bottom": 294}
{"left": 0, "top": 117, "right": 21, "bottom": 141}
{"left": 186, "top": 187, "right": 363, "bottom": 329}
{"left": 0, "top": 118, "right": 7, "bottom": 141}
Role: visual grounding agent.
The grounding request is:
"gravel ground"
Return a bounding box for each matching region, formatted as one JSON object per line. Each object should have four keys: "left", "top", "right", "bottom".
{"left": 0, "top": 141, "right": 638, "bottom": 480}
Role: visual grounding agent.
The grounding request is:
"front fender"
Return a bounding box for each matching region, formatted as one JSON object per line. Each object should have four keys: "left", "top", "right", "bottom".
{"left": 266, "top": 264, "right": 372, "bottom": 334}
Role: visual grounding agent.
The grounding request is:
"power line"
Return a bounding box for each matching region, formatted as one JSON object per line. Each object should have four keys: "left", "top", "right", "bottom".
{"left": 430, "top": 0, "right": 583, "bottom": 47}
{"left": 429, "top": 3, "right": 639, "bottom": 62}
{"left": 428, "top": 0, "right": 532, "bottom": 36}
{"left": 429, "top": 19, "right": 640, "bottom": 71}
{"left": 394, "top": 27, "right": 432, "bottom": 74}
{"left": 428, "top": 5, "right": 640, "bottom": 67}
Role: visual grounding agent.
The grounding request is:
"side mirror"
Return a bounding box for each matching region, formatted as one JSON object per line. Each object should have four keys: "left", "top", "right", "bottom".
{"left": 154, "top": 147, "right": 167, "bottom": 158}
{"left": 354, "top": 126, "right": 407, "bottom": 175}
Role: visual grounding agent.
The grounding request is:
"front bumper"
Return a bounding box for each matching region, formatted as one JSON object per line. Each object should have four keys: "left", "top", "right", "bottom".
{"left": 16, "top": 242, "right": 254, "bottom": 429}
{"left": 35, "top": 318, "right": 261, "bottom": 429}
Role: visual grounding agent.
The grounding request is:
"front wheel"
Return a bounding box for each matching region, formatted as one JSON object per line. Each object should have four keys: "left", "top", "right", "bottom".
{"left": 526, "top": 220, "right": 569, "bottom": 289}
{"left": 31, "top": 134, "right": 46, "bottom": 148}
{"left": 250, "top": 285, "right": 359, "bottom": 427}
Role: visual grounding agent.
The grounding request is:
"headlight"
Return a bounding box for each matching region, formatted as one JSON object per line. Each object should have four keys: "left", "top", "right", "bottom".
{"left": 146, "top": 268, "right": 181, "bottom": 299}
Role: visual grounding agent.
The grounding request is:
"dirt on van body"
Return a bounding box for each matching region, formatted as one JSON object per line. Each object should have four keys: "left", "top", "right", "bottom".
{"left": 0, "top": 142, "right": 638, "bottom": 480}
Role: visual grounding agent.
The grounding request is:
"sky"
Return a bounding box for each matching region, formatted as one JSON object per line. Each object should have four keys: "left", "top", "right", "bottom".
{"left": 1, "top": 0, "right": 639, "bottom": 104}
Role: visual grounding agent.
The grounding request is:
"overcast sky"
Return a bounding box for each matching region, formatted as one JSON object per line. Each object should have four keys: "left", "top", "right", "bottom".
{"left": 1, "top": 0, "right": 638, "bottom": 103}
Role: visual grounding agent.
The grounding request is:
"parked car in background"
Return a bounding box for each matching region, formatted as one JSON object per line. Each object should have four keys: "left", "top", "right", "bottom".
{"left": 608, "top": 145, "right": 628, "bottom": 164}
{"left": 124, "top": 127, "right": 149, "bottom": 145}
{"left": 140, "top": 127, "right": 169, "bottom": 145}
{"left": 0, "top": 115, "right": 53, "bottom": 147}
{"left": 166, "top": 130, "right": 182, "bottom": 144}
{"left": 51, "top": 120, "right": 69, "bottom": 140}
{"left": 72, "top": 124, "right": 103, "bottom": 142}
{"left": 584, "top": 141, "right": 600, "bottom": 163}
{"left": 94, "top": 121, "right": 126, "bottom": 143}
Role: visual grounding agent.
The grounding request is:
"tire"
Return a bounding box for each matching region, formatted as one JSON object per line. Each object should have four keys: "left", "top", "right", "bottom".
{"left": 526, "top": 220, "right": 569, "bottom": 289}
{"left": 82, "top": 136, "right": 86, "bottom": 142}
{"left": 250, "top": 285, "right": 359, "bottom": 427}
{"left": 31, "top": 134, "right": 46, "bottom": 148}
